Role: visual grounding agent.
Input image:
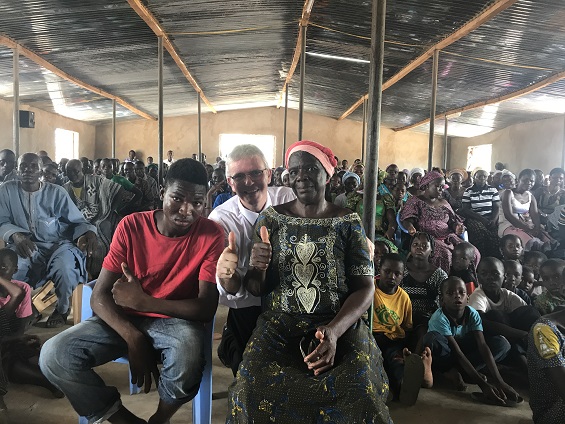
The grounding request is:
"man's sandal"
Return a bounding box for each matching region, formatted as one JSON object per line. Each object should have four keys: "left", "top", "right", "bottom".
{"left": 46, "top": 310, "right": 68, "bottom": 328}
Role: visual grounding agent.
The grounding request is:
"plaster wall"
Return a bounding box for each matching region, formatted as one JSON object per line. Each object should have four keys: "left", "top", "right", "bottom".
{"left": 95, "top": 107, "right": 443, "bottom": 170}
{"left": 0, "top": 98, "right": 96, "bottom": 159}
{"left": 450, "top": 116, "right": 565, "bottom": 173}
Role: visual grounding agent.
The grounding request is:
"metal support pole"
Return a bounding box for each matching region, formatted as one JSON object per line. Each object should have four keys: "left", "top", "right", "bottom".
{"left": 13, "top": 47, "right": 20, "bottom": 157}
{"left": 562, "top": 115, "right": 565, "bottom": 169}
{"left": 443, "top": 116, "right": 448, "bottom": 170}
{"left": 364, "top": 0, "right": 386, "bottom": 334}
{"left": 361, "top": 99, "right": 367, "bottom": 163}
{"left": 363, "top": 0, "right": 386, "bottom": 244}
{"left": 428, "top": 50, "right": 439, "bottom": 171}
{"left": 298, "top": 25, "right": 306, "bottom": 141}
{"left": 283, "top": 88, "right": 288, "bottom": 163}
{"left": 158, "top": 36, "right": 164, "bottom": 186}
{"left": 112, "top": 99, "right": 116, "bottom": 158}
{"left": 198, "top": 94, "right": 202, "bottom": 161}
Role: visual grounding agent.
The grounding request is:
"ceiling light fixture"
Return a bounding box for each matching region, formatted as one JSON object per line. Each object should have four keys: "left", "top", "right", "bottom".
{"left": 306, "top": 51, "right": 370, "bottom": 64}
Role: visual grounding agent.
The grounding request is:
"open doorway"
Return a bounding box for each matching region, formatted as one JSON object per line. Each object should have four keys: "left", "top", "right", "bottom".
{"left": 219, "top": 134, "right": 276, "bottom": 167}
{"left": 466, "top": 144, "right": 492, "bottom": 173}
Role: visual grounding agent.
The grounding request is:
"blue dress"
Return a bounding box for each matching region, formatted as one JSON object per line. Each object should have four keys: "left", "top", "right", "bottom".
{"left": 228, "top": 207, "right": 392, "bottom": 424}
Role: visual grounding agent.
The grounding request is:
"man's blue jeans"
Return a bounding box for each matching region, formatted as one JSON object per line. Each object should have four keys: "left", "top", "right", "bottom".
{"left": 39, "top": 315, "right": 205, "bottom": 422}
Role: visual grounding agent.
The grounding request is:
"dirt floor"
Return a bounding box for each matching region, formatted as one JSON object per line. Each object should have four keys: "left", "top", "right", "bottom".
{"left": 1, "top": 305, "right": 534, "bottom": 423}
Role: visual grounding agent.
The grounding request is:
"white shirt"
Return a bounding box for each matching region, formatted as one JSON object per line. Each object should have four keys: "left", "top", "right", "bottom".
{"left": 468, "top": 286, "right": 526, "bottom": 313}
{"left": 163, "top": 159, "right": 175, "bottom": 167}
{"left": 208, "top": 186, "right": 296, "bottom": 308}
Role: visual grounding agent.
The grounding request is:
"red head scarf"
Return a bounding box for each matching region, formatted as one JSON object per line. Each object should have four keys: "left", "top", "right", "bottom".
{"left": 284, "top": 140, "right": 337, "bottom": 178}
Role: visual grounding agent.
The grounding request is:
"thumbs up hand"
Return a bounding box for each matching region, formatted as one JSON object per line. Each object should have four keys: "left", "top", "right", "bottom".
{"left": 112, "top": 262, "right": 148, "bottom": 311}
{"left": 217, "top": 231, "right": 240, "bottom": 280}
{"left": 250, "top": 226, "right": 272, "bottom": 271}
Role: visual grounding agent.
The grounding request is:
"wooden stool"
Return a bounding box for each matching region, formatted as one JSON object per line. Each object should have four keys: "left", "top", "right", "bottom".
{"left": 31, "top": 281, "right": 57, "bottom": 313}
{"left": 71, "top": 284, "right": 84, "bottom": 325}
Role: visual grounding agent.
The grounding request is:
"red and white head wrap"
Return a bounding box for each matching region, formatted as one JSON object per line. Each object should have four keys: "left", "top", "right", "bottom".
{"left": 284, "top": 140, "right": 337, "bottom": 179}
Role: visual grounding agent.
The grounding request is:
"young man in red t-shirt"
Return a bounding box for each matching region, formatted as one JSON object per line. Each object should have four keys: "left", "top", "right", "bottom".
{"left": 40, "top": 158, "right": 224, "bottom": 424}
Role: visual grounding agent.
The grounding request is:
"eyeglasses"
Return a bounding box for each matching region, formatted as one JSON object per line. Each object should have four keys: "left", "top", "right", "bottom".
{"left": 228, "top": 169, "right": 267, "bottom": 183}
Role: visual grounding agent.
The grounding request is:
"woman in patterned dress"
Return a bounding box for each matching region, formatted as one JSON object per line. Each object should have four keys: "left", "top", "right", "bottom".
{"left": 227, "top": 141, "right": 392, "bottom": 424}
{"left": 400, "top": 171, "right": 480, "bottom": 273}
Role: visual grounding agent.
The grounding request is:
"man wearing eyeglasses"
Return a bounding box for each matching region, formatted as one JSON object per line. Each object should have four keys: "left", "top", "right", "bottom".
{"left": 208, "top": 144, "right": 295, "bottom": 375}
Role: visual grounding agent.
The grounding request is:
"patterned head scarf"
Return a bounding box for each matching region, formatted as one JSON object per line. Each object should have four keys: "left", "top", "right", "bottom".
{"left": 418, "top": 170, "right": 445, "bottom": 189}
{"left": 285, "top": 140, "right": 337, "bottom": 178}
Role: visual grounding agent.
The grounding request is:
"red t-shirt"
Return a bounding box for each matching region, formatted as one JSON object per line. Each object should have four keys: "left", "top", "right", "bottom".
{"left": 102, "top": 211, "right": 224, "bottom": 318}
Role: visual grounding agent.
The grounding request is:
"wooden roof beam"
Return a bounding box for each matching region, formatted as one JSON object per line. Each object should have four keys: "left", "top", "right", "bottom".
{"left": 276, "top": 0, "right": 316, "bottom": 107}
{"left": 338, "top": 0, "right": 519, "bottom": 121}
{"left": 394, "top": 69, "right": 565, "bottom": 132}
{"left": 127, "top": 0, "right": 217, "bottom": 113}
{"left": 0, "top": 35, "right": 156, "bottom": 121}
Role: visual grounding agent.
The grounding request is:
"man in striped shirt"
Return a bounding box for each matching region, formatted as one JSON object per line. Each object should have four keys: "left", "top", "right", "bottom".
{"left": 459, "top": 169, "right": 501, "bottom": 258}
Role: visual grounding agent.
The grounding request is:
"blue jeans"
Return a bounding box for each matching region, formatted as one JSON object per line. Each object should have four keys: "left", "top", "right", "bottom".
{"left": 39, "top": 315, "right": 205, "bottom": 422}
{"left": 423, "top": 331, "right": 510, "bottom": 373}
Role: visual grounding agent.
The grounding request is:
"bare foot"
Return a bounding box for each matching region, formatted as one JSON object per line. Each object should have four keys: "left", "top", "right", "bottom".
{"left": 108, "top": 406, "right": 147, "bottom": 424}
{"left": 443, "top": 368, "right": 467, "bottom": 391}
{"left": 421, "top": 347, "right": 433, "bottom": 388}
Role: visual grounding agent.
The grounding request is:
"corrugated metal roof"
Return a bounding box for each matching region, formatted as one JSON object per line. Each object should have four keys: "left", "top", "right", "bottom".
{"left": 144, "top": 0, "right": 304, "bottom": 108}
{"left": 0, "top": 0, "right": 563, "bottom": 137}
{"left": 0, "top": 47, "right": 136, "bottom": 121}
{"left": 388, "top": 0, "right": 565, "bottom": 136}
{"left": 414, "top": 78, "right": 565, "bottom": 138}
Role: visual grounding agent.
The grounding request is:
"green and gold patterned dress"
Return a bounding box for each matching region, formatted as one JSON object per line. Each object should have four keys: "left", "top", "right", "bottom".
{"left": 228, "top": 207, "right": 392, "bottom": 424}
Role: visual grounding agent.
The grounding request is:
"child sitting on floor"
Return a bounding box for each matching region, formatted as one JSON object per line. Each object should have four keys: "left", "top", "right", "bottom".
{"left": 423, "top": 277, "right": 520, "bottom": 405}
{"left": 372, "top": 253, "right": 432, "bottom": 404}
{"left": 450, "top": 242, "right": 478, "bottom": 295}
{"left": 519, "top": 265, "right": 536, "bottom": 299}
{"left": 524, "top": 251, "right": 549, "bottom": 297}
{"left": 0, "top": 249, "right": 35, "bottom": 334}
{"left": 503, "top": 260, "right": 531, "bottom": 305}
{"left": 0, "top": 249, "right": 63, "bottom": 410}
{"left": 528, "top": 308, "right": 565, "bottom": 423}
{"left": 534, "top": 259, "right": 565, "bottom": 315}
{"left": 500, "top": 234, "right": 524, "bottom": 261}
{"left": 469, "top": 257, "right": 541, "bottom": 369}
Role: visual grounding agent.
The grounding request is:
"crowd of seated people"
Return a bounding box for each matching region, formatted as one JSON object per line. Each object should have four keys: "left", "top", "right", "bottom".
{"left": 204, "top": 149, "right": 565, "bottom": 421}
{"left": 2, "top": 145, "right": 565, "bottom": 423}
